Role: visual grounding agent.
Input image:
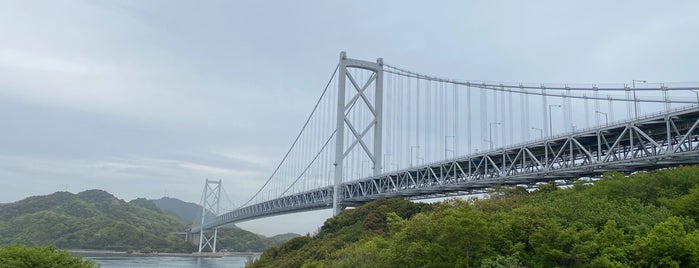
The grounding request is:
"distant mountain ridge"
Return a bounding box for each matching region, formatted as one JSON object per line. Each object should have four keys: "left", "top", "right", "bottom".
{"left": 151, "top": 197, "right": 209, "bottom": 224}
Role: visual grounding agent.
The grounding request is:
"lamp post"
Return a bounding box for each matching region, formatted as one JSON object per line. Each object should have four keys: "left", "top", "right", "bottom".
{"left": 531, "top": 127, "right": 543, "bottom": 139}
{"left": 489, "top": 122, "right": 501, "bottom": 150}
{"left": 382, "top": 154, "right": 392, "bottom": 173}
{"left": 632, "top": 80, "right": 646, "bottom": 118}
{"left": 360, "top": 160, "right": 369, "bottom": 178}
{"left": 444, "top": 135, "right": 455, "bottom": 159}
{"left": 596, "top": 111, "right": 608, "bottom": 126}
{"left": 410, "top": 146, "right": 419, "bottom": 167}
{"left": 548, "top": 104, "right": 561, "bottom": 137}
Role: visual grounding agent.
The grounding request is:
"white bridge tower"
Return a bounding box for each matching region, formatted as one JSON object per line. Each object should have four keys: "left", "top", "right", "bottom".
{"left": 334, "top": 52, "right": 384, "bottom": 215}
{"left": 197, "top": 179, "right": 221, "bottom": 253}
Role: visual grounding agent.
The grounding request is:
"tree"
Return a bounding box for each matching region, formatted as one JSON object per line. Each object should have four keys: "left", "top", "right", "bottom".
{"left": 660, "top": 186, "right": 699, "bottom": 221}
{"left": 633, "top": 217, "right": 699, "bottom": 267}
{"left": 250, "top": 166, "right": 699, "bottom": 268}
{"left": 592, "top": 220, "right": 630, "bottom": 266}
{"left": 0, "top": 244, "right": 98, "bottom": 268}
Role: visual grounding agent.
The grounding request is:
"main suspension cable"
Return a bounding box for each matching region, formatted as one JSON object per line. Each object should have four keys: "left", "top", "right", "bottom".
{"left": 239, "top": 64, "right": 339, "bottom": 208}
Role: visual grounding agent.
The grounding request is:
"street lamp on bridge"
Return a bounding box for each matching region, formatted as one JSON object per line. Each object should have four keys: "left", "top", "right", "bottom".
{"left": 360, "top": 160, "right": 370, "bottom": 178}
{"left": 382, "top": 154, "right": 392, "bottom": 173}
{"left": 531, "top": 127, "right": 543, "bottom": 139}
{"left": 489, "top": 122, "right": 501, "bottom": 150}
{"left": 632, "top": 80, "right": 646, "bottom": 119}
{"left": 410, "top": 146, "right": 420, "bottom": 167}
{"left": 548, "top": 104, "right": 561, "bottom": 137}
{"left": 596, "top": 111, "right": 608, "bottom": 126}
{"left": 445, "top": 135, "right": 455, "bottom": 159}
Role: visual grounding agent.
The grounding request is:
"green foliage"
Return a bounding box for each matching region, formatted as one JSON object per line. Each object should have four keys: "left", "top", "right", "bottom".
{"left": 250, "top": 165, "right": 699, "bottom": 268}
{"left": 633, "top": 217, "right": 699, "bottom": 267}
{"left": 660, "top": 186, "right": 699, "bottom": 221}
{"left": 0, "top": 190, "right": 194, "bottom": 252}
{"left": 216, "top": 226, "right": 298, "bottom": 252}
{"left": 319, "top": 198, "right": 429, "bottom": 237}
{"left": 0, "top": 244, "right": 97, "bottom": 268}
{"left": 0, "top": 190, "right": 296, "bottom": 254}
{"left": 249, "top": 198, "right": 426, "bottom": 268}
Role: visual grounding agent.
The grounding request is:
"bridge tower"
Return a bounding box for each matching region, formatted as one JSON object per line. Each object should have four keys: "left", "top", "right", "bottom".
{"left": 334, "top": 52, "right": 384, "bottom": 215}
{"left": 197, "top": 179, "right": 221, "bottom": 253}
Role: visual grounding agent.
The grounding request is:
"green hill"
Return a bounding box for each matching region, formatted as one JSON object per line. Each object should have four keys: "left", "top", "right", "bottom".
{"left": 150, "top": 197, "right": 213, "bottom": 224}
{"left": 0, "top": 190, "right": 194, "bottom": 252}
{"left": 147, "top": 196, "right": 300, "bottom": 252}
{"left": 250, "top": 165, "right": 699, "bottom": 268}
{"left": 0, "top": 190, "right": 298, "bottom": 253}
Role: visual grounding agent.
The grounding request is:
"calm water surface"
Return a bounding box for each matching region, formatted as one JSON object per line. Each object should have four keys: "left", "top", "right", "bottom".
{"left": 88, "top": 256, "right": 249, "bottom": 268}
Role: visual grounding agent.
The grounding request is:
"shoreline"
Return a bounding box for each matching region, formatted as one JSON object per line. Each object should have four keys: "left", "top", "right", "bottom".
{"left": 68, "top": 249, "right": 261, "bottom": 258}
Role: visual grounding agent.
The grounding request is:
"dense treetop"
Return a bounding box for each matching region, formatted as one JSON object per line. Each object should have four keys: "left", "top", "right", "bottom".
{"left": 0, "top": 244, "right": 98, "bottom": 268}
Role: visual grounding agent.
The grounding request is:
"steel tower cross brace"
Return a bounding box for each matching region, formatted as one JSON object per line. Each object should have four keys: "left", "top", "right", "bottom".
{"left": 334, "top": 51, "right": 384, "bottom": 216}
{"left": 197, "top": 179, "right": 221, "bottom": 253}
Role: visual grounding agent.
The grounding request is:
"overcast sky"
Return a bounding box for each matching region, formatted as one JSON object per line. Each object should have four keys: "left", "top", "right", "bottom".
{"left": 1, "top": 0, "right": 698, "bottom": 236}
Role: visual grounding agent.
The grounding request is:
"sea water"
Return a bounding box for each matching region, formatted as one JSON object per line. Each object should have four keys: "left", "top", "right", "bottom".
{"left": 87, "top": 256, "right": 250, "bottom": 268}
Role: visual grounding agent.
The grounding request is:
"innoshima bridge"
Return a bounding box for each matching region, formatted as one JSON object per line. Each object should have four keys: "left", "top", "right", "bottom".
{"left": 188, "top": 52, "right": 699, "bottom": 252}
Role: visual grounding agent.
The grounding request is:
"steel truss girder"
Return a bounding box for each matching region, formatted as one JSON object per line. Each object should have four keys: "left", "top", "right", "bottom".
{"left": 340, "top": 107, "right": 699, "bottom": 204}
{"left": 192, "top": 107, "right": 699, "bottom": 231}
{"left": 191, "top": 187, "right": 333, "bottom": 233}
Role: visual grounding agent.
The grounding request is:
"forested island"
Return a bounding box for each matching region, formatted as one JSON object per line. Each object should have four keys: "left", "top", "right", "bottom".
{"left": 250, "top": 165, "right": 699, "bottom": 267}
{"left": 0, "top": 190, "right": 297, "bottom": 253}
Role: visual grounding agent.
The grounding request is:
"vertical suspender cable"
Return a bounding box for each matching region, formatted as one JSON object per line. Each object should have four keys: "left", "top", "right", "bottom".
{"left": 466, "top": 84, "right": 471, "bottom": 154}
{"left": 542, "top": 86, "right": 548, "bottom": 137}
{"left": 584, "top": 94, "right": 590, "bottom": 129}
{"left": 416, "top": 78, "right": 421, "bottom": 162}
{"left": 520, "top": 85, "right": 526, "bottom": 140}
{"left": 500, "top": 86, "right": 506, "bottom": 146}
{"left": 565, "top": 86, "right": 571, "bottom": 132}
{"left": 439, "top": 81, "right": 444, "bottom": 159}
{"left": 386, "top": 71, "right": 392, "bottom": 173}
{"left": 608, "top": 95, "right": 614, "bottom": 122}
{"left": 478, "top": 88, "right": 490, "bottom": 149}
{"left": 239, "top": 64, "right": 338, "bottom": 207}
{"left": 426, "top": 79, "right": 431, "bottom": 161}
{"left": 407, "top": 76, "right": 412, "bottom": 167}
{"left": 594, "top": 85, "right": 600, "bottom": 126}
{"left": 508, "top": 87, "right": 513, "bottom": 145}
{"left": 453, "top": 83, "right": 458, "bottom": 156}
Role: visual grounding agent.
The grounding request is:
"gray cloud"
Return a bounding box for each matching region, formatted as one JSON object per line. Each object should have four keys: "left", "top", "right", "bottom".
{"left": 0, "top": 0, "right": 697, "bottom": 236}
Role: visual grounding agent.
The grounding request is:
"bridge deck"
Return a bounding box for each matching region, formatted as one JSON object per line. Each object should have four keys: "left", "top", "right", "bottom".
{"left": 191, "top": 106, "right": 699, "bottom": 232}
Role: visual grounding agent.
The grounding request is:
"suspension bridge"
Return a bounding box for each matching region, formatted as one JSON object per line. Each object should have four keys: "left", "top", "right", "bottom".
{"left": 188, "top": 52, "right": 699, "bottom": 252}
